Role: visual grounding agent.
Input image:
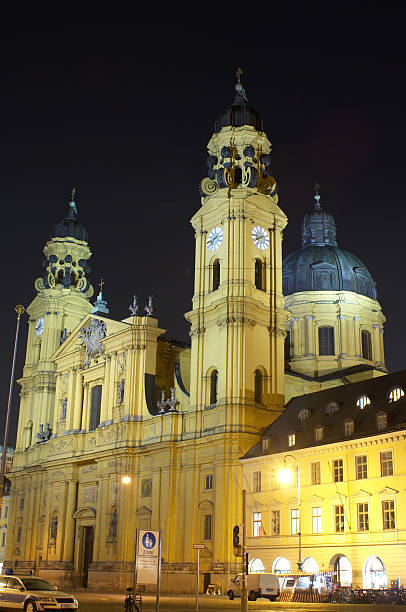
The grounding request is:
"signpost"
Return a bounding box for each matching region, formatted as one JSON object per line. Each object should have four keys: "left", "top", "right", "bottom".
{"left": 193, "top": 544, "right": 205, "bottom": 612}
{"left": 136, "top": 530, "right": 161, "bottom": 612}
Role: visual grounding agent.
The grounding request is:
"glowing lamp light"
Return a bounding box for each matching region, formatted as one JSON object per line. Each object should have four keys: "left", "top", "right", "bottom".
{"left": 121, "top": 475, "right": 131, "bottom": 484}
{"left": 278, "top": 466, "right": 293, "bottom": 484}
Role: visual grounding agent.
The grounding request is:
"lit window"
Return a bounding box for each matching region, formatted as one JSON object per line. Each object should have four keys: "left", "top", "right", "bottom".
{"left": 382, "top": 500, "right": 395, "bottom": 530}
{"left": 357, "top": 503, "right": 369, "bottom": 531}
{"left": 311, "top": 462, "right": 321, "bottom": 485}
{"left": 334, "top": 505, "right": 345, "bottom": 533}
{"left": 262, "top": 438, "right": 270, "bottom": 453}
{"left": 355, "top": 455, "right": 368, "bottom": 480}
{"left": 325, "top": 401, "right": 340, "bottom": 416}
{"left": 291, "top": 509, "right": 299, "bottom": 535}
{"left": 253, "top": 512, "right": 262, "bottom": 537}
{"left": 344, "top": 420, "right": 354, "bottom": 436}
{"left": 271, "top": 510, "right": 280, "bottom": 535}
{"left": 361, "top": 330, "right": 372, "bottom": 360}
{"left": 380, "top": 451, "right": 393, "bottom": 476}
{"left": 389, "top": 387, "right": 405, "bottom": 403}
{"left": 312, "top": 507, "right": 322, "bottom": 533}
{"left": 204, "top": 474, "right": 213, "bottom": 490}
{"left": 319, "top": 326, "right": 335, "bottom": 356}
{"left": 333, "top": 459, "right": 343, "bottom": 482}
{"left": 288, "top": 433, "right": 296, "bottom": 447}
{"left": 376, "top": 413, "right": 387, "bottom": 431}
{"left": 253, "top": 471, "right": 262, "bottom": 493}
{"left": 298, "top": 408, "right": 311, "bottom": 422}
{"left": 356, "top": 395, "right": 371, "bottom": 410}
{"left": 204, "top": 514, "right": 212, "bottom": 540}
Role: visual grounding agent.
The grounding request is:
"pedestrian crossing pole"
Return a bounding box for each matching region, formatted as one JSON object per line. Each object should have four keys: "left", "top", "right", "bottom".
{"left": 241, "top": 489, "right": 248, "bottom": 612}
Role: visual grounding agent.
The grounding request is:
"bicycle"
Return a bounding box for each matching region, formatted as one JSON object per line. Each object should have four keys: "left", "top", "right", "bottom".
{"left": 124, "top": 587, "right": 142, "bottom": 612}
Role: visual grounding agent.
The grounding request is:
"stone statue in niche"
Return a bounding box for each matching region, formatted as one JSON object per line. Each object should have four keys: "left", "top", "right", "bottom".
{"left": 50, "top": 515, "right": 58, "bottom": 540}
{"left": 61, "top": 398, "right": 67, "bottom": 420}
{"left": 118, "top": 379, "right": 125, "bottom": 403}
{"left": 109, "top": 508, "right": 118, "bottom": 540}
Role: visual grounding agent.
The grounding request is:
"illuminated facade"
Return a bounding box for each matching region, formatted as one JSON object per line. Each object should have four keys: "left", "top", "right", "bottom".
{"left": 243, "top": 371, "right": 406, "bottom": 588}
{"left": 5, "top": 77, "right": 390, "bottom": 592}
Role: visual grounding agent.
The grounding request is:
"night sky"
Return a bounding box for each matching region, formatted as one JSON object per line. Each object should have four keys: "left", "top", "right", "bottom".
{"left": 1, "top": 3, "right": 405, "bottom": 445}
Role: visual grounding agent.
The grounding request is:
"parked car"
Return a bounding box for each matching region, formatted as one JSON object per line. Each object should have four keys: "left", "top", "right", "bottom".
{"left": 0, "top": 575, "right": 78, "bottom": 611}
{"left": 227, "top": 573, "right": 280, "bottom": 601}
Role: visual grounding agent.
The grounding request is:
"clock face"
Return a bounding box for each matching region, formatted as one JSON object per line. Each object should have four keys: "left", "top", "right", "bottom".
{"left": 207, "top": 226, "right": 223, "bottom": 252}
{"left": 252, "top": 226, "right": 270, "bottom": 250}
{"left": 35, "top": 317, "right": 44, "bottom": 337}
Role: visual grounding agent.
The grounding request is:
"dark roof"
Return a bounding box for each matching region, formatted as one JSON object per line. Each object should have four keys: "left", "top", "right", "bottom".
{"left": 51, "top": 206, "right": 88, "bottom": 242}
{"left": 245, "top": 370, "right": 406, "bottom": 459}
{"left": 282, "top": 194, "right": 377, "bottom": 299}
{"left": 214, "top": 80, "right": 263, "bottom": 133}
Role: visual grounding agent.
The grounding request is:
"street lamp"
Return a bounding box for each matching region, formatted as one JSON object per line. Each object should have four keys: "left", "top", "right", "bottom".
{"left": 278, "top": 455, "right": 302, "bottom": 571}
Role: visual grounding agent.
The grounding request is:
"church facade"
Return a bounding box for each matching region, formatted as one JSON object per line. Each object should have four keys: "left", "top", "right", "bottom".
{"left": 5, "top": 78, "right": 389, "bottom": 592}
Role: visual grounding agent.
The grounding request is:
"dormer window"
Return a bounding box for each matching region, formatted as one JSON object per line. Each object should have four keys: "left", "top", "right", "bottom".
{"left": 262, "top": 438, "right": 270, "bottom": 453}
{"left": 344, "top": 420, "right": 354, "bottom": 436}
{"left": 315, "top": 426, "right": 324, "bottom": 442}
{"left": 288, "top": 433, "right": 296, "bottom": 447}
{"left": 376, "top": 412, "right": 388, "bottom": 431}
{"left": 356, "top": 395, "right": 371, "bottom": 410}
{"left": 298, "top": 408, "right": 311, "bottom": 422}
{"left": 325, "top": 401, "right": 340, "bottom": 416}
{"left": 389, "top": 386, "right": 405, "bottom": 403}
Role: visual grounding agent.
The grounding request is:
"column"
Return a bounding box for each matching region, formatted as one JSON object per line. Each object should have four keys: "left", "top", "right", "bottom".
{"left": 81, "top": 383, "right": 90, "bottom": 431}
{"left": 353, "top": 316, "right": 361, "bottom": 357}
{"left": 63, "top": 481, "right": 78, "bottom": 561}
{"left": 372, "top": 324, "right": 382, "bottom": 365}
{"left": 52, "top": 373, "right": 62, "bottom": 431}
{"left": 379, "top": 328, "right": 385, "bottom": 368}
{"left": 338, "top": 315, "right": 348, "bottom": 357}
{"left": 100, "top": 355, "right": 111, "bottom": 425}
{"left": 290, "top": 317, "right": 299, "bottom": 357}
{"left": 305, "top": 315, "right": 314, "bottom": 356}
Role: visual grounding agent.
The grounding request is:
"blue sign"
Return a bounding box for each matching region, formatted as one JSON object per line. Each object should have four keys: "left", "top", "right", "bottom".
{"left": 142, "top": 531, "right": 156, "bottom": 550}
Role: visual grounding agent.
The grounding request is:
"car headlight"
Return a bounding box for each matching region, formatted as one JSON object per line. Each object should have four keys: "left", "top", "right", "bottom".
{"left": 41, "top": 597, "right": 56, "bottom": 602}
{"left": 73, "top": 599, "right": 78, "bottom": 606}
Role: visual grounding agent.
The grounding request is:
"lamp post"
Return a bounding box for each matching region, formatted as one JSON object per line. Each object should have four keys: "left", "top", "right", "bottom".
{"left": 278, "top": 454, "right": 302, "bottom": 571}
{"left": 0, "top": 305, "right": 25, "bottom": 503}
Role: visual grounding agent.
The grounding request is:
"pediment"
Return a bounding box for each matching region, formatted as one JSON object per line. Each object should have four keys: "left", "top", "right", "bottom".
{"left": 304, "top": 495, "right": 324, "bottom": 503}
{"left": 198, "top": 500, "right": 214, "bottom": 511}
{"left": 73, "top": 505, "right": 96, "bottom": 519}
{"left": 377, "top": 487, "right": 398, "bottom": 496}
{"left": 136, "top": 505, "right": 152, "bottom": 515}
{"left": 52, "top": 313, "right": 130, "bottom": 361}
{"left": 351, "top": 489, "right": 371, "bottom": 499}
{"left": 247, "top": 502, "right": 268, "bottom": 512}
{"left": 286, "top": 497, "right": 299, "bottom": 505}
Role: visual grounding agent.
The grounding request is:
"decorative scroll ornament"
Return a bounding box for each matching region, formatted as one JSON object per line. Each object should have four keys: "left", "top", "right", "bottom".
{"left": 78, "top": 318, "right": 107, "bottom": 368}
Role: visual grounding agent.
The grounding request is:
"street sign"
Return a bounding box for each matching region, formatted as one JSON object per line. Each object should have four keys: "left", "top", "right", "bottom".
{"left": 193, "top": 544, "right": 205, "bottom": 549}
{"left": 136, "top": 530, "right": 160, "bottom": 584}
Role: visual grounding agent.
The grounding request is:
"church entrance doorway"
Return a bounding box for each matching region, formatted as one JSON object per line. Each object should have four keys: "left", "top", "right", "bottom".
{"left": 80, "top": 526, "right": 94, "bottom": 587}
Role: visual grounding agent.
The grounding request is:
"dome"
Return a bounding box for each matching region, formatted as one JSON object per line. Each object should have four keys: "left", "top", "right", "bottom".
{"left": 283, "top": 191, "right": 377, "bottom": 300}
{"left": 214, "top": 74, "right": 263, "bottom": 133}
{"left": 51, "top": 201, "right": 88, "bottom": 243}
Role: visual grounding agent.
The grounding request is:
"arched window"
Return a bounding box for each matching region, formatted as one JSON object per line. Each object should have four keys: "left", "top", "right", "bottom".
{"left": 319, "top": 326, "right": 335, "bottom": 355}
{"left": 356, "top": 394, "right": 371, "bottom": 410}
{"left": 212, "top": 259, "right": 220, "bottom": 291}
{"left": 89, "top": 385, "right": 102, "bottom": 431}
{"left": 388, "top": 386, "right": 404, "bottom": 403}
{"left": 248, "top": 558, "right": 265, "bottom": 574}
{"left": 255, "top": 259, "right": 265, "bottom": 290}
{"left": 210, "top": 370, "right": 218, "bottom": 405}
{"left": 272, "top": 556, "right": 290, "bottom": 574}
{"left": 254, "top": 369, "right": 262, "bottom": 402}
{"left": 361, "top": 330, "right": 372, "bottom": 360}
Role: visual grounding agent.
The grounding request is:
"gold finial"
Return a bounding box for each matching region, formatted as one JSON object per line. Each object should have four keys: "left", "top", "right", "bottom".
{"left": 99, "top": 278, "right": 104, "bottom": 294}
{"left": 15, "top": 305, "right": 25, "bottom": 318}
{"left": 236, "top": 67, "right": 243, "bottom": 82}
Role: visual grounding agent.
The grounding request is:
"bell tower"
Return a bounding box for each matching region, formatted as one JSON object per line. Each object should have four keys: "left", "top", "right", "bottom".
{"left": 186, "top": 72, "right": 288, "bottom": 433}
{"left": 16, "top": 191, "right": 94, "bottom": 451}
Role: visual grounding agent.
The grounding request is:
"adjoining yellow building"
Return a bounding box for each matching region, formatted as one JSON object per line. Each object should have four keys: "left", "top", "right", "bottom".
{"left": 243, "top": 371, "right": 406, "bottom": 589}
{"left": 4, "top": 74, "right": 392, "bottom": 592}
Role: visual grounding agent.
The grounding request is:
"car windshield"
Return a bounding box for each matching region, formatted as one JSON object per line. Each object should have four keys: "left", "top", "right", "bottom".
{"left": 20, "top": 579, "right": 56, "bottom": 591}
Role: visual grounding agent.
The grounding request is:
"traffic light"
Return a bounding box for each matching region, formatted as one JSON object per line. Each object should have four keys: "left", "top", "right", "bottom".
{"left": 233, "top": 525, "right": 240, "bottom": 548}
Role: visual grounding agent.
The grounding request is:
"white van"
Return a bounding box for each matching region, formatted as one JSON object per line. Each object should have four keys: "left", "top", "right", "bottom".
{"left": 227, "top": 573, "right": 280, "bottom": 601}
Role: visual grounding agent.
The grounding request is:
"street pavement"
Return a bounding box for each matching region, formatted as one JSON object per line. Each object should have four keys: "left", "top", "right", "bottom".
{"left": 73, "top": 591, "right": 398, "bottom": 612}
